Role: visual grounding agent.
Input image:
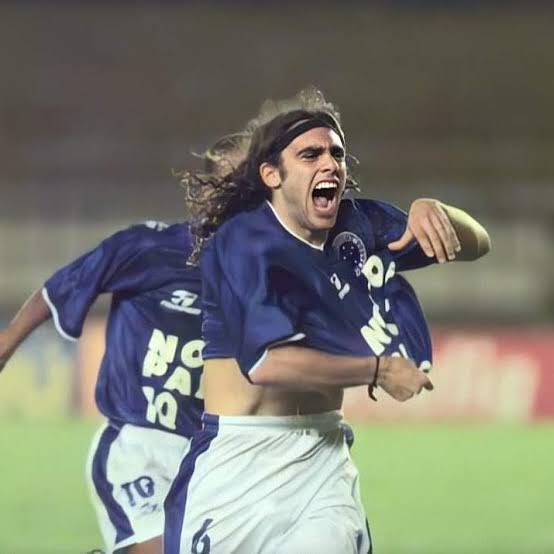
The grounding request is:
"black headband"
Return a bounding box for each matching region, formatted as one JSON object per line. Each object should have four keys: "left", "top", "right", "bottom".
{"left": 269, "top": 116, "right": 345, "bottom": 156}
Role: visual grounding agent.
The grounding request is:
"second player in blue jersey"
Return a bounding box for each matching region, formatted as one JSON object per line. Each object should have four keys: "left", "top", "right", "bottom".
{"left": 43, "top": 221, "right": 204, "bottom": 436}
{"left": 0, "top": 221, "right": 203, "bottom": 553}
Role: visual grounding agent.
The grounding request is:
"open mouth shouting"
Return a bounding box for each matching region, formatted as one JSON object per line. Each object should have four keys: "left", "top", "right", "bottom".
{"left": 312, "top": 180, "right": 340, "bottom": 216}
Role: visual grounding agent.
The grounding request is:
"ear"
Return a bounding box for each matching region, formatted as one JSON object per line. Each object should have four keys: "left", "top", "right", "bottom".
{"left": 259, "top": 162, "right": 281, "bottom": 190}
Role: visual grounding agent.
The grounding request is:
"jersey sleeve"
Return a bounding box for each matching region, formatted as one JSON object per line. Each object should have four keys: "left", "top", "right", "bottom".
{"left": 200, "top": 232, "right": 306, "bottom": 381}
{"left": 351, "top": 198, "right": 436, "bottom": 271}
{"left": 43, "top": 223, "right": 172, "bottom": 340}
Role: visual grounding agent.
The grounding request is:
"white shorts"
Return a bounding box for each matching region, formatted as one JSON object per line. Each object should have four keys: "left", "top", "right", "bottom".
{"left": 86, "top": 422, "right": 191, "bottom": 553}
{"left": 164, "top": 411, "right": 371, "bottom": 554}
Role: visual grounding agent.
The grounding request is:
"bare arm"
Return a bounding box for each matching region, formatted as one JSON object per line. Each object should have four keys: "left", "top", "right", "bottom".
{"left": 441, "top": 202, "right": 491, "bottom": 261}
{"left": 251, "top": 345, "right": 433, "bottom": 402}
{"left": 0, "top": 289, "right": 51, "bottom": 372}
{"left": 388, "top": 198, "right": 491, "bottom": 263}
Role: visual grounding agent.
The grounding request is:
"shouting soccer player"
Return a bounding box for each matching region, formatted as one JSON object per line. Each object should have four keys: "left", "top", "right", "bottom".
{"left": 164, "top": 92, "right": 490, "bottom": 553}
{"left": 0, "top": 136, "right": 247, "bottom": 554}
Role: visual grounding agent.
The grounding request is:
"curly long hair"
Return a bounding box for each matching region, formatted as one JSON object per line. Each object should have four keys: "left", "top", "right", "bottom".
{"left": 181, "top": 88, "right": 357, "bottom": 261}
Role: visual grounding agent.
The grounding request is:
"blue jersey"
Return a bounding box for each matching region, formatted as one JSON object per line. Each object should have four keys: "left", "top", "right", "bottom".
{"left": 43, "top": 222, "right": 203, "bottom": 437}
{"left": 201, "top": 199, "right": 434, "bottom": 381}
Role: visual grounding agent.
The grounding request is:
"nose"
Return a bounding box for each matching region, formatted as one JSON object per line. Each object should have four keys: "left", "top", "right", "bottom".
{"left": 320, "top": 151, "right": 340, "bottom": 174}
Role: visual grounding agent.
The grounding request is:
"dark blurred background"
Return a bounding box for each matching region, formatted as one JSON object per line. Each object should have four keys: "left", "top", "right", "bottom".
{"left": 1, "top": 0, "right": 553, "bottom": 324}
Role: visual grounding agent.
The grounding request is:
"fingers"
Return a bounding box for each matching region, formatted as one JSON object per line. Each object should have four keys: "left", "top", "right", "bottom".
{"left": 408, "top": 201, "right": 462, "bottom": 263}
{"left": 422, "top": 375, "right": 434, "bottom": 391}
{"left": 409, "top": 226, "right": 435, "bottom": 258}
{"left": 400, "top": 373, "right": 434, "bottom": 400}
{"left": 430, "top": 213, "right": 456, "bottom": 261}
{"left": 381, "top": 356, "right": 434, "bottom": 402}
{"left": 436, "top": 207, "right": 462, "bottom": 254}
{"left": 387, "top": 228, "right": 414, "bottom": 251}
{"left": 414, "top": 374, "right": 434, "bottom": 395}
{"left": 416, "top": 219, "right": 446, "bottom": 261}
{"left": 431, "top": 207, "right": 462, "bottom": 261}
{"left": 388, "top": 376, "right": 434, "bottom": 402}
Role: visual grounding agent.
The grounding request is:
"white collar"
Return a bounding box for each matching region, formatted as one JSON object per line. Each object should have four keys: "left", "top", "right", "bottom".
{"left": 265, "top": 200, "right": 325, "bottom": 251}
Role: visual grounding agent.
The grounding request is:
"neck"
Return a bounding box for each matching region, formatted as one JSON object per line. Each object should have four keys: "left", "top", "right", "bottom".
{"left": 304, "top": 230, "right": 327, "bottom": 248}
{"left": 266, "top": 201, "right": 328, "bottom": 250}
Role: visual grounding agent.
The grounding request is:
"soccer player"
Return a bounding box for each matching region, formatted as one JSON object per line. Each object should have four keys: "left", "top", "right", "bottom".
{"left": 0, "top": 221, "right": 201, "bottom": 554}
{"left": 0, "top": 136, "right": 248, "bottom": 554}
{"left": 164, "top": 95, "right": 490, "bottom": 553}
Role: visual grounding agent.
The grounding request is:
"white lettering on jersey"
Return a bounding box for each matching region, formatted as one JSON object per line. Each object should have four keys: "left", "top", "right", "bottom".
{"left": 360, "top": 255, "right": 396, "bottom": 290}
{"left": 194, "top": 374, "right": 204, "bottom": 400}
{"left": 142, "top": 386, "right": 177, "bottom": 430}
{"left": 142, "top": 330, "right": 205, "bottom": 429}
{"left": 359, "top": 256, "right": 411, "bottom": 360}
{"left": 330, "top": 273, "right": 350, "bottom": 300}
{"left": 160, "top": 290, "right": 201, "bottom": 315}
{"left": 163, "top": 339, "right": 205, "bottom": 398}
{"left": 360, "top": 304, "right": 394, "bottom": 355}
{"left": 142, "top": 329, "right": 178, "bottom": 377}
{"left": 164, "top": 366, "right": 204, "bottom": 400}
{"left": 180, "top": 339, "right": 205, "bottom": 368}
{"left": 163, "top": 367, "right": 192, "bottom": 396}
{"left": 420, "top": 360, "right": 432, "bottom": 372}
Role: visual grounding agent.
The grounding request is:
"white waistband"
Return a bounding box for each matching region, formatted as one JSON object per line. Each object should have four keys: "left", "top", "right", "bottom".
{"left": 203, "top": 410, "right": 343, "bottom": 433}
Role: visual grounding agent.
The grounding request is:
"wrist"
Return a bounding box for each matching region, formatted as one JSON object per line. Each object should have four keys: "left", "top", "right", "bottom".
{"left": 0, "top": 342, "right": 12, "bottom": 369}
{"left": 0, "top": 329, "right": 18, "bottom": 360}
{"left": 376, "top": 356, "right": 390, "bottom": 386}
{"left": 0, "top": 345, "right": 13, "bottom": 364}
{"left": 368, "top": 356, "right": 382, "bottom": 401}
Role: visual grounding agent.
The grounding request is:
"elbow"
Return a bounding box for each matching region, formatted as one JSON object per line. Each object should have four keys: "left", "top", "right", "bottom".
{"left": 469, "top": 228, "right": 492, "bottom": 261}
{"left": 249, "top": 367, "right": 267, "bottom": 386}
{"left": 249, "top": 352, "right": 279, "bottom": 386}
{"left": 458, "top": 226, "right": 491, "bottom": 261}
{"left": 249, "top": 347, "right": 295, "bottom": 387}
{"left": 476, "top": 230, "right": 492, "bottom": 259}
{"left": 444, "top": 205, "right": 491, "bottom": 262}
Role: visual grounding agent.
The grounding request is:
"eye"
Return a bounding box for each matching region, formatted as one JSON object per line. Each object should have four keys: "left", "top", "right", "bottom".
{"left": 332, "top": 148, "right": 345, "bottom": 161}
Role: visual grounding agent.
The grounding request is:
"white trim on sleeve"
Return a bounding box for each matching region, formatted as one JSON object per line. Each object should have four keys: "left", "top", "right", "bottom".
{"left": 41, "top": 287, "right": 78, "bottom": 342}
{"left": 248, "top": 332, "right": 306, "bottom": 377}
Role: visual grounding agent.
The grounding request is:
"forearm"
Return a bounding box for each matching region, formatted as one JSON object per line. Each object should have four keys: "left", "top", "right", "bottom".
{"left": 0, "top": 289, "right": 51, "bottom": 368}
{"left": 441, "top": 203, "right": 491, "bottom": 261}
{"left": 250, "top": 345, "right": 433, "bottom": 402}
{"left": 250, "top": 345, "right": 378, "bottom": 390}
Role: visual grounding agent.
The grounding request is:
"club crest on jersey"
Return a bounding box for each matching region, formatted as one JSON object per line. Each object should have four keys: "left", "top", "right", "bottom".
{"left": 332, "top": 231, "right": 367, "bottom": 276}
{"left": 160, "top": 290, "right": 201, "bottom": 315}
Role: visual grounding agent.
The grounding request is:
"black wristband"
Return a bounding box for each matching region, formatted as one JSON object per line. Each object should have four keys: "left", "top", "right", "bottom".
{"left": 368, "top": 356, "right": 380, "bottom": 402}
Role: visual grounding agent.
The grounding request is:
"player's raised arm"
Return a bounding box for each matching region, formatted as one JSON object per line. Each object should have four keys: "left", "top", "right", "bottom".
{"left": 440, "top": 202, "right": 491, "bottom": 261}
{"left": 388, "top": 198, "right": 491, "bottom": 263}
{"left": 0, "top": 289, "right": 51, "bottom": 372}
{"left": 251, "top": 345, "right": 433, "bottom": 402}
{"left": 1, "top": 223, "right": 172, "bottom": 374}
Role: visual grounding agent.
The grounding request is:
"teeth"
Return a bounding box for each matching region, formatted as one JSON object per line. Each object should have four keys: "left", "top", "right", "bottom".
{"left": 315, "top": 182, "right": 338, "bottom": 190}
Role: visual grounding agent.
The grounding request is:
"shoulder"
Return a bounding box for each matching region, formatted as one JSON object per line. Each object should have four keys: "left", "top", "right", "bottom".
{"left": 202, "top": 203, "right": 295, "bottom": 283}
{"left": 339, "top": 195, "right": 406, "bottom": 220}
{"left": 106, "top": 221, "right": 193, "bottom": 256}
{"left": 212, "top": 204, "right": 277, "bottom": 257}
{"left": 337, "top": 195, "right": 408, "bottom": 236}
